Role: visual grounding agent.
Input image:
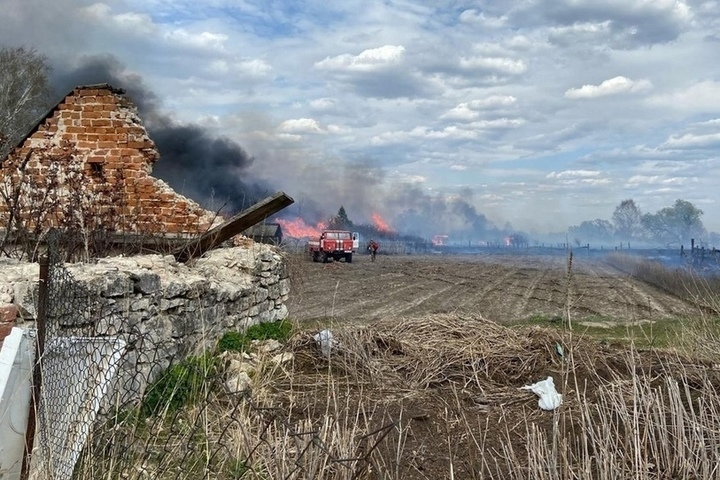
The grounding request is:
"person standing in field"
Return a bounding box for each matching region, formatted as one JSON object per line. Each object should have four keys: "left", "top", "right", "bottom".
{"left": 368, "top": 239, "right": 379, "bottom": 262}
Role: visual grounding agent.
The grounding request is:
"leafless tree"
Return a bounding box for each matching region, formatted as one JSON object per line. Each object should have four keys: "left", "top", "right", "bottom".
{"left": 0, "top": 46, "right": 53, "bottom": 159}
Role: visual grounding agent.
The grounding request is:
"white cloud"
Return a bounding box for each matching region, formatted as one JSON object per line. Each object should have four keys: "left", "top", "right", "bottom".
{"left": 549, "top": 21, "right": 612, "bottom": 37}
{"left": 441, "top": 95, "right": 518, "bottom": 121}
{"left": 207, "top": 58, "right": 271, "bottom": 77}
{"left": 277, "top": 118, "right": 325, "bottom": 134}
{"left": 647, "top": 81, "right": 720, "bottom": 111}
{"left": 309, "top": 98, "right": 337, "bottom": 110}
{"left": 565, "top": 76, "right": 653, "bottom": 99}
{"left": 626, "top": 175, "right": 687, "bottom": 186}
{"left": 315, "top": 45, "right": 406, "bottom": 72}
{"left": 468, "top": 118, "right": 525, "bottom": 129}
{"left": 81, "top": 3, "right": 156, "bottom": 35}
{"left": 406, "top": 175, "right": 427, "bottom": 183}
{"left": 459, "top": 56, "right": 526, "bottom": 75}
{"left": 450, "top": 164, "right": 468, "bottom": 171}
{"left": 547, "top": 170, "right": 601, "bottom": 179}
{"left": 661, "top": 132, "right": 720, "bottom": 149}
{"left": 165, "top": 30, "right": 228, "bottom": 51}
{"left": 441, "top": 104, "right": 478, "bottom": 121}
{"left": 275, "top": 133, "right": 303, "bottom": 142}
{"left": 458, "top": 9, "right": 507, "bottom": 28}
{"left": 409, "top": 126, "right": 478, "bottom": 140}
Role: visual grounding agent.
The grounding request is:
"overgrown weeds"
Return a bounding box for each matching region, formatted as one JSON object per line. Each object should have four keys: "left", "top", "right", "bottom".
{"left": 606, "top": 252, "right": 720, "bottom": 314}
{"left": 217, "top": 319, "right": 293, "bottom": 354}
{"left": 64, "top": 252, "right": 720, "bottom": 479}
{"left": 64, "top": 310, "right": 720, "bottom": 479}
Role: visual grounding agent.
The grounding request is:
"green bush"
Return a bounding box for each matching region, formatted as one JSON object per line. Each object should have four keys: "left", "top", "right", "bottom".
{"left": 141, "top": 354, "right": 218, "bottom": 416}
{"left": 217, "top": 319, "right": 293, "bottom": 353}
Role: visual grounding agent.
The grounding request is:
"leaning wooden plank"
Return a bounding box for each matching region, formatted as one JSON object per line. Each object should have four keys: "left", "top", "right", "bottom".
{"left": 173, "top": 191, "right": 295, "bottom": 262}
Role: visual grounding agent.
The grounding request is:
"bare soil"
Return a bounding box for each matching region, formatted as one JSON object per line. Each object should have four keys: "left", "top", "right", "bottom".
{"left": 287, "top": 251, "right": 699, "bottom": 326}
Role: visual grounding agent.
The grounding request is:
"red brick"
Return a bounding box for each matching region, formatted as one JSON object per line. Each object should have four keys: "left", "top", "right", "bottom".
{"left": 0, "top": 323, "right": 12, "bottom": 343}
{"left": 0, "top": 304, "right": 18, "bottom": 323}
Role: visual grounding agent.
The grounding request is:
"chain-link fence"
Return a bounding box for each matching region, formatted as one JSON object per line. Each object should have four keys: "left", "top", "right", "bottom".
{"left": 24, "top": 231, "right": 402, "bottom": 480}
{"left": 29, "top": 231, "right": 128, "bottom": 478}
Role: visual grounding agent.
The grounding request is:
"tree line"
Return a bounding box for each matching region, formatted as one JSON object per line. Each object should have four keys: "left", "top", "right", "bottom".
{"left": 568, "top": 198, "right": 715, "bottom": 248}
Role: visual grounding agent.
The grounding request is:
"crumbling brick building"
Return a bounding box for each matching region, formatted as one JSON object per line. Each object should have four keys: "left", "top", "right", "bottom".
{"left": 0, "top": 84, "right": 217, "bottom": 241}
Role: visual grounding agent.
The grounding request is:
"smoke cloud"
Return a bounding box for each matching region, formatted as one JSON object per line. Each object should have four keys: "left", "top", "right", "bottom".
{"left": 50, "top": 55, "right": 513, "bottom": 243}
{"left": 51, "top": 55, "right": 272, "bottom": 213}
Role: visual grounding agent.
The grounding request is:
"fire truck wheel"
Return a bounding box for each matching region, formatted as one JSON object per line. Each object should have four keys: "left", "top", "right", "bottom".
{"left": 345, "top": 253, "right": 352, "bottom": 263}
{"left": 323, "top": 252, "right": 330, "bottom": 263}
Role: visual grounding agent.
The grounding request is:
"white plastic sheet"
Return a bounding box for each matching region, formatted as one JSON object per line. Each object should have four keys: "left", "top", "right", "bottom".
{"left": 0, "top": 327, "right": 35, "bottom": 480}
{"left": 521, "top": 376, "right": 563, "bottom": 411}
{"left": 313, "top": 330, "right": 337, "bottom": 357}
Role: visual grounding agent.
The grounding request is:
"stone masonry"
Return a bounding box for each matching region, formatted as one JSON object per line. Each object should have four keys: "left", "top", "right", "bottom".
{"left": 0, "top": 243, "right": 290, "bottom": 403}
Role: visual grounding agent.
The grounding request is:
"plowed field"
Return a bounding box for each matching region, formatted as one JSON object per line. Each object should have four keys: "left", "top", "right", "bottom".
{"left": 287, "top": 251, "right": 699, "bottom": 325}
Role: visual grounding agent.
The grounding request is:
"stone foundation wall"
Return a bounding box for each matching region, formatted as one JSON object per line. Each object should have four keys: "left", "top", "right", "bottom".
{"left": 0, "top": 243, "right": 289, "bottom": 403}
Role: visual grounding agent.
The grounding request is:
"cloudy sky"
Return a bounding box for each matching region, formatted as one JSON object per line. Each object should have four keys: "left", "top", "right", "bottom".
{"left": 3, "top": 0, "right": 720, "bottom": 239}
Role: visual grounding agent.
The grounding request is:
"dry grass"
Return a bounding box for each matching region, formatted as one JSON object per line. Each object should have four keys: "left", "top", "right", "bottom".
{"left": 59, "top": 310, "right": 720, "bottom": 479}
{"left": 606, "top": 252, "right": 720, "bottom": 314}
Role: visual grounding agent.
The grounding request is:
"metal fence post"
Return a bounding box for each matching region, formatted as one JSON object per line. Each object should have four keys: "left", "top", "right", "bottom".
{"left": 21, "top": 255, "right": 48, "bottom": 480}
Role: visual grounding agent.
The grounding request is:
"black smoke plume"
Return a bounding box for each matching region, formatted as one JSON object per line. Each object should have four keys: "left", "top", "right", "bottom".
{"left": 51, "top": 55, "right": 272, "bottom": 213}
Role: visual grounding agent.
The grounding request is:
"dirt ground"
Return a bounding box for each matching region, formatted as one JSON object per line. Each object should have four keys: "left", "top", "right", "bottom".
{"left": 277, "top": 251, "right": 711, "bottom": 479}
{"left": 286, "top": 250, "right": 699, "bottom": 326}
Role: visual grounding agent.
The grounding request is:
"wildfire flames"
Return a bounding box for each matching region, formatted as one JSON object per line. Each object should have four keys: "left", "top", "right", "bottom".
{"left": 278, "top": 212, "right": 393, "bottom": 239}
{"left": 372, "top": 213, "right": 393, "bottom": 233}
{"left": 432, "top": 234, "right": 449, "bottom": 246}
{"left": 276, "top": 218, "right": 327, "bottom": 238}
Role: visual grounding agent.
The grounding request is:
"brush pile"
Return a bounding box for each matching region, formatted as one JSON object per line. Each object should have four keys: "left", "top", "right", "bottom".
{"left": 285, "top": 314, "right": 579, "bottom": 393}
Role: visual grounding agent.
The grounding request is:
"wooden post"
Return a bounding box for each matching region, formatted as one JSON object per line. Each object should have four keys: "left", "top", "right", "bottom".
{"left": 174, "top": 191, "right": 294, "bottom": 263}
{"left": 21, "top": 256, "right": 48, "bottom": 480}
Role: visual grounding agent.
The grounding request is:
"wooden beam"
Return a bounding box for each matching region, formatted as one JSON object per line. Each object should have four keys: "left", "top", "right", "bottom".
{"left": 173, "top": 191, "right": 294, "bottom": 262}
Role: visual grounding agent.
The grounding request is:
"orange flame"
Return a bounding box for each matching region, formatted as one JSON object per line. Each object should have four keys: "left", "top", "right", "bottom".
{"left": 372, "top": 212, "right": 393, "bottom": 233}
{"left": 277, "top": 218, "right": 327, "bottom": 238}
{"left": 432, "top": 234, "right": 449, "bottom": 246}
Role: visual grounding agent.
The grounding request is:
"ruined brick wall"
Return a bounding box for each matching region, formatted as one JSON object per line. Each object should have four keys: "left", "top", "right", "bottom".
{"left": 0, "top": 84, "right": 217, "bottom": 236}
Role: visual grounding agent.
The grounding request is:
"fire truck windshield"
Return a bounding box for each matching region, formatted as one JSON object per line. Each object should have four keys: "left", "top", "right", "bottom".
{"left": 326, "top": 232, "right": 351, "bottom": 239}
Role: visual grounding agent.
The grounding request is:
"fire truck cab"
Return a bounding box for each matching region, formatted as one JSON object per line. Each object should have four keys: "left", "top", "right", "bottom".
{"left": 308, "top": 230, "right": 356, "bottom": 263}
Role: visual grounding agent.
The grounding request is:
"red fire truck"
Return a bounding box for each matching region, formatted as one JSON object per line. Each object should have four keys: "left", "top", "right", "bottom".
{"left": 308, "top": 230, "right": 357, "bottom": 263}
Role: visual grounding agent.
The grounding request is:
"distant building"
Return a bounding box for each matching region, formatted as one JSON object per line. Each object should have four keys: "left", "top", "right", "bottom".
{"left": 243, "top": 223, "right": 283, "bottom": 245}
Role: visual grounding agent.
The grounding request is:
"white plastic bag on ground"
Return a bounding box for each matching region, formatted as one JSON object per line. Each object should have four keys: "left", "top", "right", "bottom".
{"left": 313, "top": 329, "right": 337, "bottom": 357}
{"left": 521, "top": 376, "right": 563, "bottom": 411}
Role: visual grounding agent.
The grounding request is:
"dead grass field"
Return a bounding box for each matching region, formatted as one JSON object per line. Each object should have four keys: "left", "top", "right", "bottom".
{"left": 77, "top": 251, "right": 720, "bottom": 479}
{"left": 271, "top": 251, "right": 720, "bottom": 479}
